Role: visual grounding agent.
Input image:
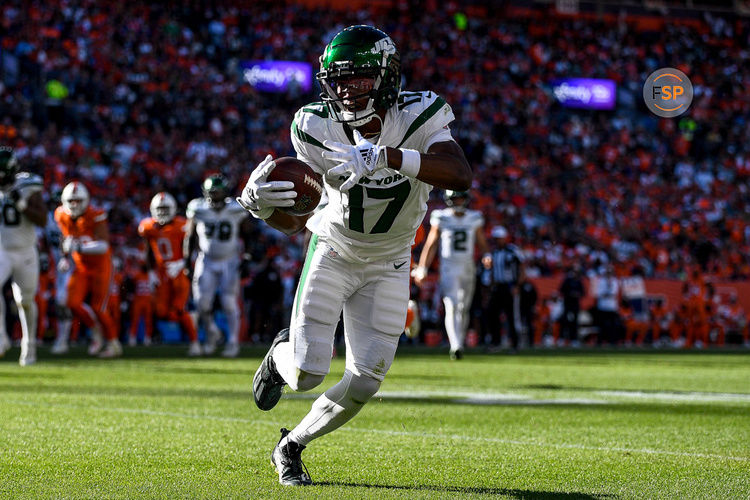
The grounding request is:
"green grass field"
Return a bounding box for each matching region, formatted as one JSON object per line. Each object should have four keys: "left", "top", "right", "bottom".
{"left": 1, "top": 345, "right": 749, "bottom": 499}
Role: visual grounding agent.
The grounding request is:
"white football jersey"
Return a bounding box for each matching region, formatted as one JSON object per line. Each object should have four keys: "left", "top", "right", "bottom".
{"left": 292, "top": 91, "right": 456, "bottom": 264}
{"left": 0, "top": 172, "right": 43, "bottom": 250}
{"left": 186, "top": 197, "right": 248, "bottom": 260}
{"left": 429, "top": 207, "right": 484, "bottom": 269}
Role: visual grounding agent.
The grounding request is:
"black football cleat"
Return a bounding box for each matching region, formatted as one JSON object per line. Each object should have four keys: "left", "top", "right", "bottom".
{"left": 253, "top": 328, "right": 289, "bottom": 411}
{"left": 271, "top": 428, "right": 312, "bottom": 486}
{"left": 450, "top": 349, "right": 463, "bottom": 360}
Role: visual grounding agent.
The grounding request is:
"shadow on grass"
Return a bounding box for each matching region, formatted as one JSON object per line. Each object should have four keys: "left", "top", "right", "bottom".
{"left": 0, "top": 381, "right": 248, "bottom": 400}
{"left": 316, "top": 481, "right": 615, "bottom": 499}
{"left": 515, "top": 384, "right": 750, "bottom": 398}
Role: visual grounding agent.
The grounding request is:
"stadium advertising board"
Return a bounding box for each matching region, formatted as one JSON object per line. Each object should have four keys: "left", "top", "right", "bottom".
{"left": 551, "top": 78, "right": 616, "bottom": 110}
{"left": 241, "top": 60, "right": 312, "bottom": 93}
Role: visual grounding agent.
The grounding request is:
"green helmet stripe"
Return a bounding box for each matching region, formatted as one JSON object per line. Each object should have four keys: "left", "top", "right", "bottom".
{"left": 395, "top": 96, "right": 447, "bottom": 149}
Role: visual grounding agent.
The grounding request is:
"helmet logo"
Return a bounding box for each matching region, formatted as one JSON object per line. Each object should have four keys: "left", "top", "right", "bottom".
{"left": 372, "top": 38, "right": 396, "bottom": 56}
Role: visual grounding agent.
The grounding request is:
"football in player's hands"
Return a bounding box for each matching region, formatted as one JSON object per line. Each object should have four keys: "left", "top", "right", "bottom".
{"left": 266, "top": 157, "right": 323, "bottom": 216}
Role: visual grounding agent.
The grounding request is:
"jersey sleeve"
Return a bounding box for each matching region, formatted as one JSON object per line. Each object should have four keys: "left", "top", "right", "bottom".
{"left": 429, "top": 209, "right": 444, "bottom": 227}
{"left": 15, "top": 173, "right": 44, "bottom": 199}
{"left": 227, "top": 199, "right": 249, "bottom": 221}
{"left": 399, "top": 92, "right": 457, "bottom": 152}
{"left": 186, "top": 198, "right": 200, "bottom": 219}
{"left": 291, "top": 104, "right": 328, "bottom": 177}
{"left": 91, "top": 208, "right": 108, "bottom": 224}
{"left": 137, "top": 219, "right": 149, "bottom": 237}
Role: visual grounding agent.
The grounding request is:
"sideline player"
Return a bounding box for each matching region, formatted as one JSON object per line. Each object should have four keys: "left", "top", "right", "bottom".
{"left": 185, "top": 174, "right": 254, "bottom": 357}
{"left": 53, "top": 181, "right": 121, "bottom": 357}
{"left": 139, "top": 192, "right": 202, "bottom": 356}
{"left": 238, "top": 25, "right": 472, "bottom": 485}
{"left": 413, "top": 190, "right": 488, "bottom": 359}
{"left": 0, "top": 147, "right": 47, "bottom": 365}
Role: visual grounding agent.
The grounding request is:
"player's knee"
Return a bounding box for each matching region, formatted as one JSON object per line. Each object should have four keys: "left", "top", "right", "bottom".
{"left": 347, "top": 373, "right": 381, "bottom": 404}
{"left": 290, "top": 370, "right": 325, "bottom": 392}
{"left": 220, "top": 296, "right": 238, "bottom": 314}
{"left": 55, "top": 305, "right": 72, "bottom": 320}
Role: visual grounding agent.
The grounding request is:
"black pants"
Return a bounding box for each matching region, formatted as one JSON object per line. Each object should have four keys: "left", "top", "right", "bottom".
{"left": 595, "top": 309, "right": 621, "bottom": 345}
{"left": 487, "top": 283, "right": 518, "bottom": 349}
{"left": 561, "top": 302, "right": 580, "bottom": 342}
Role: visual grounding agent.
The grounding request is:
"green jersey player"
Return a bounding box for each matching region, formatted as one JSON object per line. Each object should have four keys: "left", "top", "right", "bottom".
{"left": 238, "top": 25, "right": 472, "bottom": 486}
{"left": 0, "top": 147, "right": 48, "bottom": 366}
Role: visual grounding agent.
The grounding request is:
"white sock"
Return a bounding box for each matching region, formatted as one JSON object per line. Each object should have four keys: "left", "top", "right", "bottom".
{"left": 288, "top": 370, "right": 379, "bottom": 446}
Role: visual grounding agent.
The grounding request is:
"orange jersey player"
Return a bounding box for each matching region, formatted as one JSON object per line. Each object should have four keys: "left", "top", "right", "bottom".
{"left": 138, "top": 192, "right": 201, "bottom": 356}
{"left": 128, "top": 263, "right": 155, "bottom": 345}
{"left": 53, "top": 181, "right": 122, "bottom": 357}
{"left": 108, "top": 261, "right": 124, "bottom": 342}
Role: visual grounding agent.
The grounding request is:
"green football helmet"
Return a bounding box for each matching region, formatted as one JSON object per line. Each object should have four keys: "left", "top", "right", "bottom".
{"left": 0, "top": 147, "right": 18, "bottom": 189}
{"left": 202, "top": 174, "right": 228, "bottom": 208}
{"left": 316, "top": 25, "right": 401, "bottom": 126}
{"left": 444, "top": 190, "right": 469, "bottom": 208}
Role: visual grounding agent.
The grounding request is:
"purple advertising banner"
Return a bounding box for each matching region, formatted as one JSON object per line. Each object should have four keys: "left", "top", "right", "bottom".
{"left": 241, "top": 60, "right": 312, "bottom": 93}
{"left": 551, "top": 78, "right": 616, "bottom": 110}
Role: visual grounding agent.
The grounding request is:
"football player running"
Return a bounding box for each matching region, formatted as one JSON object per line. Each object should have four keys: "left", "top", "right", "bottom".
{"left": 0, "top": 147, "right": 47, "bottom": 366}
{"left": 238, "top": 25, "right": 472, "bottom": 486}
{"left": 53, "top": 181, "right": 121, "bottom": 358}
{"left": 413, "top": 190, "right": 489, "bottom": 360}
{"left": 139, "top": 192, "right": 202, "bottom": 356}
{"left": 185, "top": 175, "right": 254, "bottom": 358}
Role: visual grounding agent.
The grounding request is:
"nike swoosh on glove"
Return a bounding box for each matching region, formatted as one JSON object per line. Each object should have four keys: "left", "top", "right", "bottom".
{"left": 322, "top": 130, "right": 387, "bottom": 191}
{"left": 237, "top": 154, "right": 297, "bottom": 219}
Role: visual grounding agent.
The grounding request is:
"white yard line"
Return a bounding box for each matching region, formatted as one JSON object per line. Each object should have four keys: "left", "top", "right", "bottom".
{"left": 595, "top": 390, "right": 750, "bottom": 403}
{"left": 4, "top": 397, "right": 748, "bottom": 462}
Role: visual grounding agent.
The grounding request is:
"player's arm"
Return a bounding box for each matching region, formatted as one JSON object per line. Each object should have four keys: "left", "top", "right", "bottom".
{"left": 476, "top": 226, "right": 491, "bottom": 270}
{"left": 263, "top": 211, "right": 312, "bottom": 236}
{"left": 142, "top": 238, "right": 156, "bottom": 270}
{"left": 19, "top": 191, "right": 47, "bottom": 227}
{"left": 237, "top": 155, "right": 312, "bottom": 236}
{"left": 78, "top": 218, "right": 110, "bottom": 254}
{"left": 413, "top": 224, "right": 440, "bottom": 286}
{"left": 183, "top": 217, "right": 198, "bottom": 269}
{"left": 67, "top": 217, "right": 110, "bottom": 255}
{"left": 383, "top": 140, "right": 472, "bottom": 191}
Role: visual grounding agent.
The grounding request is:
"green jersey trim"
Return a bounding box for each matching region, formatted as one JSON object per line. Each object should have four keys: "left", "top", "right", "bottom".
{"left": 395, "top": 96, "right": 447, "bottom": 149}
{"left": 292, "top": 121, "right": 332, "bottom": 152}
{"left": 294, "top": 233, "right": 319, "bottom": 318}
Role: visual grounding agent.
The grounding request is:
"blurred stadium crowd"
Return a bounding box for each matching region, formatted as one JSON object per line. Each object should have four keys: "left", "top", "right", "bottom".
{"left": 1, "top": 0, "right": 749, "bottom": 349}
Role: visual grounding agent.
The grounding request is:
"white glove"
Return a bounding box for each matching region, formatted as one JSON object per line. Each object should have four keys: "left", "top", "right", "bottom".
{"left": 165, "top": 260, "right": 185, "bottom": 279}
{"left": 57, "top": 257, "right": 71, "bottom": 273}
{"left": 322, "top": 129, "right": 387, "bottom": 191}
{"left": 148, "top": 270, "right": 161, "bottom": 288}
{"left": 61, "top": 236, "right": 80, "bottom": 254}
{"left": 236, "top": 154, "right": 296, "bottom": 219}
{"left": 411, "top": 265, "right": 427, "bottom": 283}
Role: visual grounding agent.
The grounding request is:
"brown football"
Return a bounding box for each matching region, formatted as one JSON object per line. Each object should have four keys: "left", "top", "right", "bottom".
{"left": 267, "top": 157, "right": 323, "bottom": 216}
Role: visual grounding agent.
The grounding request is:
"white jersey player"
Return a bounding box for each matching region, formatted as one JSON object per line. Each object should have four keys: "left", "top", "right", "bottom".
{"left": 237, "top": 25, "right": 473, "bottom": 486}
{"left": 0, "top": 148, "right": 48, "bottom": 366}
{"left": 413, "top": 190, "right": 488, "bottom": 359}
{"left": 185, "top": 174, "right": 253, "bottom": 357}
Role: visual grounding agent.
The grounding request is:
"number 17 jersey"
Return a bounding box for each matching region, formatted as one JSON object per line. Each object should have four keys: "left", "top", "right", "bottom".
{"left": 292, "top": 91, "right": 456, "bottom": 264}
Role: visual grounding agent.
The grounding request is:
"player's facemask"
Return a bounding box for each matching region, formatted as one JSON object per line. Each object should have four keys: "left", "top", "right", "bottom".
{"left": 317, "top": 25, "right": 401, "bottom": 127}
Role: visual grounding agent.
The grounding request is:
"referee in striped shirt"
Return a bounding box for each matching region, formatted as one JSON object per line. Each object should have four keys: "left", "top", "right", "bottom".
{"left": 483, "top": 226, "right": 524, "bottom": 352}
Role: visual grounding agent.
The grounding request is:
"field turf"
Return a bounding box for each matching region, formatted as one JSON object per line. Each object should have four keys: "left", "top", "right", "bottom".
{"left": 1, "top": 345, "right": 748, "bottom": 499}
